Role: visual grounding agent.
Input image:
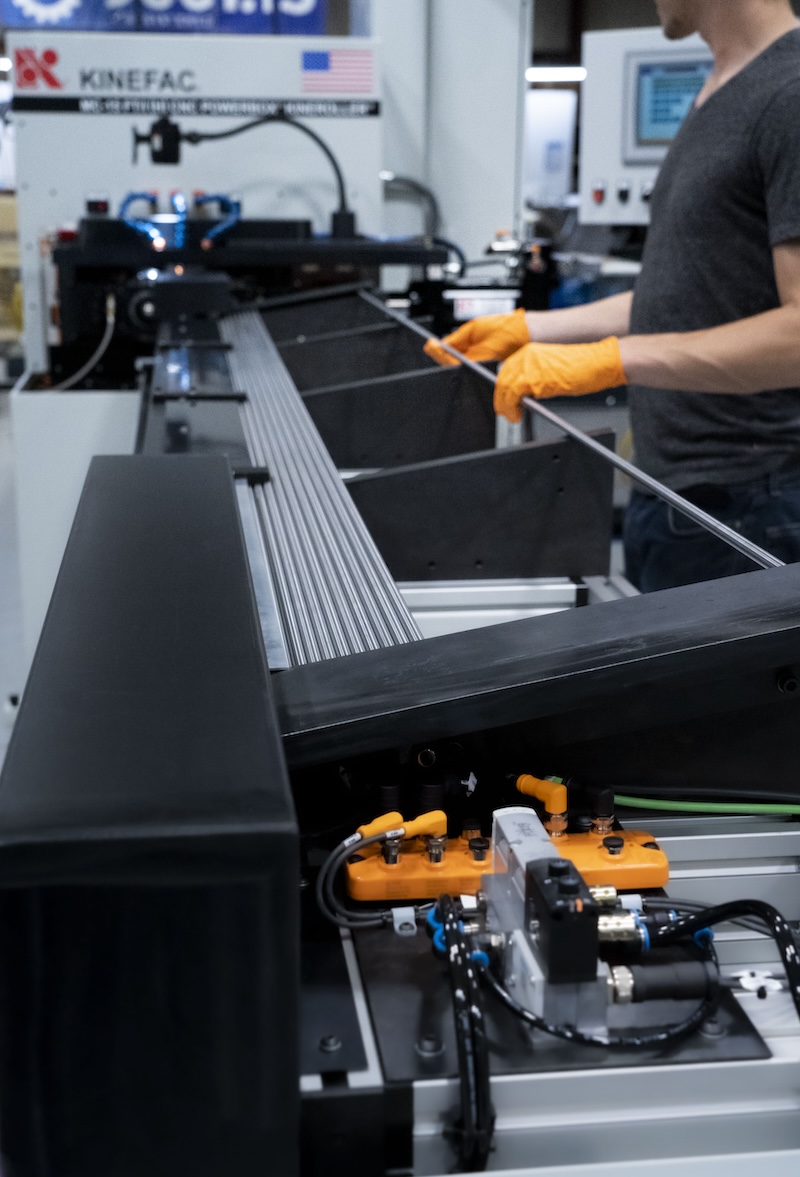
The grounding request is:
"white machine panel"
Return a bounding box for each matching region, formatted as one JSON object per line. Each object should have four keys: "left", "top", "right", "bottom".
{"left": 8, "top": 31, "right": 383, "bottom": 370}
{"left": 579, "top": 27, "right": 711, "bottom": 226}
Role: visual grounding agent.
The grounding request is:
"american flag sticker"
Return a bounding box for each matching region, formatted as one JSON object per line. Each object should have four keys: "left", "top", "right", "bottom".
{"left": 301, "top": 49, "right": 374, "bottom": 94}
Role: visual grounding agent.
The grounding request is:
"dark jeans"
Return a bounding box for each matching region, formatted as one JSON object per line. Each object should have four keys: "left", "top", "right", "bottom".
{"left": 623, "top": 471, "right": 800, "bottom": 593}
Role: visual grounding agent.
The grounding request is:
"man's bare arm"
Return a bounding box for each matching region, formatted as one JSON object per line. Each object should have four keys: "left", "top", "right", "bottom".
{"left": 525, "top": 290, "right": 633, "bottom": 344}
{"left": 619, "top": 241, "right": 800, "bottom": 393}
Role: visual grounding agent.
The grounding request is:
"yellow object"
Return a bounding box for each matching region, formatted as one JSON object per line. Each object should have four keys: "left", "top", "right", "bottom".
{"left": 403, "top": 810, "right": 448, "bottom": 839}
{"left": 357, "top": 812, "right": 405, "bottom": 839}
{"left": 345, "top": 831, "right": 490, "bottom": 902}
{"left": 494, "top": 337, "right": 627, "bottom": 423}
{"left": 515, "top": 774, "right": 567, "bottom": 815}
{"left": 555, "top": 829, "right": 669, "bottom": 890}
{"left": 423, "top": 307, "right": 530, "bottom": 367}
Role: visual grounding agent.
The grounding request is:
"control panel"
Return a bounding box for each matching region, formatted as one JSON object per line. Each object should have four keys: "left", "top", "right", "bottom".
{"left": 579, "top": 27, "right": 711, "bottom": 226}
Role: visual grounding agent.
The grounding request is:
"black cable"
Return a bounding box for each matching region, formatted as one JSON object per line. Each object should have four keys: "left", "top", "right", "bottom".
{"left": 654, "top": 899, "right": 800, "bottom": 1020}
{"left": 315, "top": 832, "right": 390, "bottom": 929}
{"left": 315, "top": 832, "right": 434, "bottom": 931}
{"left": 323, "top": 836, "right": 392, "bottom": 927}
{"left": 430, "top": 235, "right": 467, "bottom": 277}
{"left": 480, "top": 964, "right": 716, "bottom": 1050}
{"left": 438, "top": 895, "right": 495, "bottom": 1171}
{"left": 183, "top": 113, "right": 349, "bottom": 212}
{"left": 643, "top": 897, "right": 773, "bottom": 938}
{"left": 382, "top": 174, "right": 441, "bottom": 237}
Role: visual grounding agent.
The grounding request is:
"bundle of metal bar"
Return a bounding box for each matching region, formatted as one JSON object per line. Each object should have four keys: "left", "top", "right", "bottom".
{"left": 222, "top": 310, "right": 421, "bottom": 665}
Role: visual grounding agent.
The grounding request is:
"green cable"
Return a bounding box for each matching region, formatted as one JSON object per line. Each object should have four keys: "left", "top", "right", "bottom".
{"left": 544, "top": 776, "right": 800, "bottom": 816}
{"left": 614, "top": 793, "right": 800, "bottom": 816}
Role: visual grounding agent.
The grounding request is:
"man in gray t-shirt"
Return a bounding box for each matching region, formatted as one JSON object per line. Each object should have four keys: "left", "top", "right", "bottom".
{"left": 426, "top": 0, "right": 800, "bottom": 592}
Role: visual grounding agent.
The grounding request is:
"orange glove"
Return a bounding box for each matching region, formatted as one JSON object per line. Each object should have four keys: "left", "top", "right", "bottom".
{"left": 494, "top": 337, "right": 627, "bottom": 424}
{"left": 423, "top": 307, "right": 530, "bottom": 367}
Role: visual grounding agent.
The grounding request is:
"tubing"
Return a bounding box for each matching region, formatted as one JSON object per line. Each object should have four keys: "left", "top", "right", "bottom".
{"left": 221, "top": 311, "right": 421, "bottom": 666}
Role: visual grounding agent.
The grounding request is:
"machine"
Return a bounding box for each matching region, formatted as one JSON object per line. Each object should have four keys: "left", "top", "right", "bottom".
{"left": 579, "top": 26, "right": 713, "bottom": 228}
{"left": 2, "top": 269, "right": 800, "bottom": 1176}
{"left": 4, "top": 18, "right": 800, "bottom": 1177}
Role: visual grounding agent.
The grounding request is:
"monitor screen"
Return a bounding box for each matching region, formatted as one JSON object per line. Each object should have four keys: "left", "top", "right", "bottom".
{"left": 636, "top": 60, "right": 713, "bottom": 146}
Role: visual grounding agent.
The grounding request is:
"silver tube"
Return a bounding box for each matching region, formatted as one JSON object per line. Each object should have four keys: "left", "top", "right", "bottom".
{"left": 222, "top": 311, "right": 421, "bottom": 665}
{"left": 358, "top": 289, "right": 785, "bottom": 573}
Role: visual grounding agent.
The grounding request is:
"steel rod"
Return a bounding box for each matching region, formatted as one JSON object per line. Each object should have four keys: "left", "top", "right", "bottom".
{"left": 359, "top": 290, "right": 785, "bottom": 573}
{"left": 221, "top": 311, "right": 421, "bottom": 666}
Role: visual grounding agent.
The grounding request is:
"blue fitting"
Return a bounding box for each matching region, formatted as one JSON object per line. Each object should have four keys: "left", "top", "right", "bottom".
{"left": 119, "top": 191, "right": 164, "bottom": 249}
{"left": 693, "top": 927, "right": 714, "bottom": 950}
{"left": 170, "top": 191, "right": 188, "bottom": 250}
{"left": 194, "top": 192, "right": 242, "bottom": 245}
{"left": 633, "top": 911, "right": 651, "bottom": 953}
{"left": 426, "top": 907, "right": 442, "bottom": 935}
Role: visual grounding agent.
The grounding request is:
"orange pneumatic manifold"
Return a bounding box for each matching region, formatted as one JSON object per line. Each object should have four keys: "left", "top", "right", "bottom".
{"left": 516, "top": 774, "right": 670, "bottom": 890}
{"left": 344, "top": 779, "right": 670, "bottom": 902}
{"left": 345, "top": 811, "right": 491, "bottom": 902}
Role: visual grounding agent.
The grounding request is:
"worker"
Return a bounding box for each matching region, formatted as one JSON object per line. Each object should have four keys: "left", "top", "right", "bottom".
{"left": 425, "top": 0, "right": 800, "bottom": 592}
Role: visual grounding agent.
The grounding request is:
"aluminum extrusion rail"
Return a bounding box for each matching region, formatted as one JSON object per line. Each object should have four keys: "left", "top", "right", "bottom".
{"left": 222, "top": 311, "right": 422, "bottom": 666}
{"left": 360, "top": 290, "right": 784, "bottom": 573}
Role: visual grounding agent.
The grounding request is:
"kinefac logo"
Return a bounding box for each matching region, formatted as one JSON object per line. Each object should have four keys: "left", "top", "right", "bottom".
{"left": 14, "top": 47, "right": 63, "bottom": 89}
{"left": 79, "top": 67, "right": 197, "bottom": 92}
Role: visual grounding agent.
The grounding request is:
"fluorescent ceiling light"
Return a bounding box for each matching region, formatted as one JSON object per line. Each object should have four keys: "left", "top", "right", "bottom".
{"left": 0, "top": 58, "right": 12, "bottom": 72}
{"left": 526, "top": 66, "right": 587, "bottom": 84}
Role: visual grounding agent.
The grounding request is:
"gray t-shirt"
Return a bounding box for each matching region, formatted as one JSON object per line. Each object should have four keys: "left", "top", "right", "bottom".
{"left": 629, "top": 27, "right": 800, "bottom": 491}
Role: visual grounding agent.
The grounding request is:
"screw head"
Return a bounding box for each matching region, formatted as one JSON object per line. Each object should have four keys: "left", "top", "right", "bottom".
{"left": 319, "top": 1035, "right": 342, "bottom": 1054}
{"left": 415, "top": 1033, "right": 444, "bottom": 1058}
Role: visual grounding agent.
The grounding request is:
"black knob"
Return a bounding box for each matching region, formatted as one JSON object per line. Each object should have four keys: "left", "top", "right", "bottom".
{"left": 558, "top": 875, "right": 581, "bottom": 895}
{"left": 548, "top": 858, "right": 570, "bottom": 877}
{"left": 603, "top": 835, "right": 625, "bottom": 856}
{"left": 468, "top": 837, "right": 490, "bottom": 862}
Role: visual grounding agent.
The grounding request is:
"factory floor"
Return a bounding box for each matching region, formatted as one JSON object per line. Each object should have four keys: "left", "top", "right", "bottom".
{"left": 0, "top": 390, "right": 23, "bottom": 769}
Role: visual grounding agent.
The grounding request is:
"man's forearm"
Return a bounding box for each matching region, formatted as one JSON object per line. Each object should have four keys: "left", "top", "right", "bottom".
{"left": 525, "top": 291, "right": 633, "bottom": 344}
{"left": 619, "top": 304, "right": 800, "bottom": 393}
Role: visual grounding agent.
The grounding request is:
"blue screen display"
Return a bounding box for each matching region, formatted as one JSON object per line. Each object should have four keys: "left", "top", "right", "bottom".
{"left": 637, "top": 60, "right": 713, "bottom": 145}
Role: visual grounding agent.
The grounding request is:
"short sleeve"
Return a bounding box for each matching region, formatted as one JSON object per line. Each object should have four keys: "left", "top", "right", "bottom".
{"left": 754, "top": 76, "right": 800, "bottom": 246}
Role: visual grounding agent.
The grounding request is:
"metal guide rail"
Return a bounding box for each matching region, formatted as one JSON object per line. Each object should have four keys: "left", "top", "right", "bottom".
{"left": 221, "top": 310, "right": 422, "bottom": 667}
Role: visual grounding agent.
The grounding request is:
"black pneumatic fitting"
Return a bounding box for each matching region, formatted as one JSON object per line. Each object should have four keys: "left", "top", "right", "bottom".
{"left": 468, "top": 837, "right": 490, "bottom": 862}
{"left": 629, "top": 960, "right": 719, "bottom": 1003}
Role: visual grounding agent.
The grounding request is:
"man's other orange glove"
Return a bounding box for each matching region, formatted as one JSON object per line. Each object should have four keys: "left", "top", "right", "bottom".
{"left": 494, "top": 337, "right": 627, "bottom": 423}
{"left": 423, "top": 307, "right": 531, "bottom": 366}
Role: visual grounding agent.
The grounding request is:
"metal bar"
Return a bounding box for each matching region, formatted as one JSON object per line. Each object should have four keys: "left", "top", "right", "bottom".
{"left": 275, "top": 321, "right": 399, "bottom": 348}
{"left": 221, "top": 312, "right": 422, "bottom": 666}
{"left": 359, "top": 289, "right": 785, "bottom": 573}
{"left": 234, "top": 480, "right": 291, "bottom": 669}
